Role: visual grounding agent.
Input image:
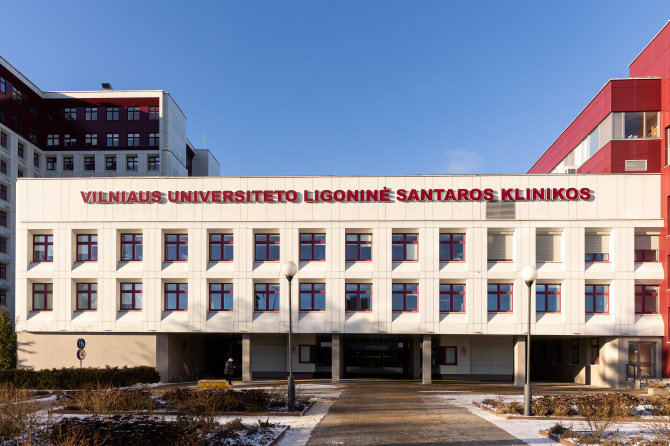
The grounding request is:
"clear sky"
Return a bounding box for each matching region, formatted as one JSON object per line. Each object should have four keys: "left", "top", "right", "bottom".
{"left": 1, "top": 1, "right": 667, "bottom": 175}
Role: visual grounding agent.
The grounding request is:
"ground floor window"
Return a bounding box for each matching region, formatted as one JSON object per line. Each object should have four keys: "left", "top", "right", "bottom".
{"left": 436, "top": 346, "right": 457, "bottom": 365}
{"left": 299, "top": 345, "right": 315, "bottom": 363}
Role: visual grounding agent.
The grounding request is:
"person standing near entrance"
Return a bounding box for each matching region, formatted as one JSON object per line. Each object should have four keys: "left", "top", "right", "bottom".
{"left": 224, "top": 358, "right": 235, "bottom": 384}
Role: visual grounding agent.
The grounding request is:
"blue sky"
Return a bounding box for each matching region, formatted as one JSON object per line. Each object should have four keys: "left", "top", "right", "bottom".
{"left": 1, "top": 1, "right": 668, "bottom": 175}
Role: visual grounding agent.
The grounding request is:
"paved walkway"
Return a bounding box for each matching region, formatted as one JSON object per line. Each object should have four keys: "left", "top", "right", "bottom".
{"left": 306, "top": 382, "right": 523, "bottom": 445}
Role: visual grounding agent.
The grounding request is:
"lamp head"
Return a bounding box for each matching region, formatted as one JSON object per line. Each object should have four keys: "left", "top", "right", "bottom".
{"left": 281, "top": 261, "right": 298, "bottom": 278}
{"left": 521, "top": 265, "right": 538, "bottom": 283}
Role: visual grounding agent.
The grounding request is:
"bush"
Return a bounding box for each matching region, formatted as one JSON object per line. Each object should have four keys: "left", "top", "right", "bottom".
{"left": 575, "top": 393, "right": 621, "bottom": 441}
{"left": 59, "top": 386, "right": 157, "bottom": 413}
{"left": 0, "top": 308, "right": 16, "bottom": 369}
{"left": 0, "top": 366, "right": 160, "bottom": 389}
{"left": 163, "top": 388, "right": 271, "bottom": 414}
{"left": 0, "top": 387, "right": 40, "bottom": 441}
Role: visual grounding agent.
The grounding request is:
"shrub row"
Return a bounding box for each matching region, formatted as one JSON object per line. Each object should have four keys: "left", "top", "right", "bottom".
{"left": 481, "top": 393, "right": 641, "bottom": 417}
{"left": 0, "top": 366, "right": 160, "bottom": 389}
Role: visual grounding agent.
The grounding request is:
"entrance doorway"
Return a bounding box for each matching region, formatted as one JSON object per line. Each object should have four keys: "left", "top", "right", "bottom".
{"left": 343, "top": 335, "right": 414, "bottom": 378}
{"left": 628, "top": 342, "right": 656, "bottom": 378}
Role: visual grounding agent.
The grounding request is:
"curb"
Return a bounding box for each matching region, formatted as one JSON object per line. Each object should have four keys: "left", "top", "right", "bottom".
{"left": 538, "top": 430, "right": 579, "bottom": 445}
{"left": 266, "top": 426, "right": 290, "bottom": 446}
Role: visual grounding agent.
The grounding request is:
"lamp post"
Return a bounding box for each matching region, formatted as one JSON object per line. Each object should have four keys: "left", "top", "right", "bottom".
{"left": 521, "top": 265, "right": 538, "bottom": 416}
{"left": 281, "top": 260, "right": 298, "bottom": 411}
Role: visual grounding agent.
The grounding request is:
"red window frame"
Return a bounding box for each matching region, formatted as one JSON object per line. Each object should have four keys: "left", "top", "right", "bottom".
{"left": 126, "top": 155, "right": 138, "bottom": 171}
{"left": 299, "top": 345, "right": 315, "bottom": 363}
{"left": 300, "top": 233, "right": 326, "bottom": 261}
{"left": 76, "top": 234, "right": 98, "bottom": 261}
{"left": 635, "top": 285, "right": 658, "bottom": 314}
{"left": 76, "top": 283, "right": 97, "bottom": 311}
{"left": 392, "top": 233, "right": 418, "bottom": 261}
{"left": 165, "top": 234, "right": 188, "bottom": 261}
{"left": 345, "top": 233, "right": 372, "bottom": 261}
{"left": 437, "top": 346, "right": 457, "bottom": 365}
{"left": 120, "top": 282, "right": 142, "bottom": 310}
{"left": 439, "top": 284, "right": 465, "bottom": 312}
{"left": 585, "top": 253, "right": 609, "bottom": 262}
{"left": 209, "top": 283, "right": 233, "bottom": 311}
{"left": 536, "top": 284, "right": 561, "bottom": 313}
{"left": 149, "top": 106, "right": 159, "bottom": 120}
{"left": 164, "top": 283, "right": 188, "bottom": 311}
{"left": 254, "top": 283, "right": 280, "bottom": 311}
{"left": 439, "top": 233, "right": 465, "bottom": 261}
{"left": 33, "top": 234, "right": 53, "bottom": 262}
{"left": 635, "top": 249, "right": 658, "bottom": 262}
{"left": 585, "top": 285, "right": 609, "bottom": 314}
{"left": 392, "top": 283, "right": 418, "bottom": 311}
{"left": 209, "top": 233, "right": 233, "bottom": 261}
{"left": 32, "top": 283, "right": 52, "bottom": 311}
{"left": 345, "top": 283, "right": 372, "bottom": 311}
{"left": 120, "top": 234, "right": 143, "bottom": 261}
{"left": 487, "top": 283, "right": 513, "bottom": 312}
{"left": 255, "top": 234, "right": 280, "bottom": 261}
{"left": 299, "top": 283, "right": 326, "bottom": 311}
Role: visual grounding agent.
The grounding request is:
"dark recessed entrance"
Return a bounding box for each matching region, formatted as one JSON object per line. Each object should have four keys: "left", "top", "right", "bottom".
{"left": 343, "top": 335, "right": 415, "bottom": 378}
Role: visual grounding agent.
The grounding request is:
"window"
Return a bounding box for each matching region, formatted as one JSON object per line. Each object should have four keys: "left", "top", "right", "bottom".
{"left": 255, "top": 234, "right": 279, "bottom": 261}
{"left": 120, "top": 234, "right": 143, "bottom": 261}
{"left": 33, "top": 153, "right": 39, "bottom": 168}
{"left": 209, "top": 233, "right": 233, "bottom": 261}
{"left": 615, "top": 111, "right": 660, "bottom": 139}
{"left": 105, "top": 156, "right": 116, "bottom": 171}
{"left": 487, "top": 283, "right": 513, "bottom": 312}
{"left": 64, "top": 108, "right": 76, "bottom": 121}
{"left": 439, "top": 233, "right": 464, "bottom": 261}
{"left": 0, "top": 263, "right": 6, "bottom": 280}
{"left": 536, "top": 231, "right": 561, "bottom": 262}
{"left": 12, "top": 116, "right": 22, "bottom": 134}
{"left": 107, "top": 133, "right": 119, "bottom": 147}
{"left": 437, "top": 346, "right": 457, "bottom": 365}
{"left": 487, "top": 230, "right": 513, "bottom": 262}
{"left": 76, "top": 234, "right": 98, "bottom": 261}
{"left": 300, "top": 233, "right": 325, "bottom": 261}
{"left": 165, "top": 234, "right": 188, "bottom": 261}
{"left": 392, "top": 283, "right": 418, "bottom": 311}
{"left": 63, "top": 157, "right": 74, "bottom": 171}
{"left": 126, "top": 155, "right": 138, "bottom": 171}
{"left": 18, "top": 143, "right": 24, "bottom": 158}
{"left": 635, "top": 234, "right": 659, "bottom": 262}
{"left": 585, "top": 285, "right": 609, "bottom": 313}
{"left": 84, "top": 156, "right": 95, "bottom": 171}
{"left": 486, "top": 200, "right": 516, "bottom": 219}
{"left": 165, "top": 283, "right": 188, "bottom": 311}
{"left": 0, "top": 133, "right": 6, "bottom": 148}
{"left": 635, "top": 285, "right": 658, "bottom": 314}
{"left": 392, "top": 233, "right": 418, "bottom": 261}
{"left": 0, "top": 77, "right": 4, "bottom": 93}
{"left": 63, "top": 134, "right": 76, "bottom": 148}
{"left": 591, "top": 338, "right": 600, "bottom": 365}
{"left": 29, "top": 101, "right": 37, "bottom": 118}
{"left": 85, "top": 133, "right": 98, "bottom": 147}
{"left": 0, "top": 237, "right": 7, "bottom": 253}
{"left": 28, "top": 130, "right": 37, "bottom": 144}
{"left": 536, "top": 284, "right": 561, "bottom": 313}
{"left": 299, "top": 345, "right": 315, "bottom": 363}
{"left": 12, "top": 87, "right": 22, "bottom": 104}
{"left": 16, "top": 170, "right": 22, "bottom": 178}
{"left": 345, "top": 233, "right": 372, "bottom": 261}
{"left": 76, "top": 283, "right": 97, "bottom": 310}
{"left": 440, "top": 284, "right": 465, "bottom": 312}
{"left": 0, "top": 107, "right": 4, "bottom": 123}
{"left": 254, "top": 283, "right": 279, "bottom": 311}
{"left": 0, "top": 211, "right": 7, "bottom": 227}
{"left": 127, "top": 133, "right": 140, "bottom": 147}
{"left": 0, "top": 290, "right": 5, "bottom": 308}
{"left": 127, "top": 107, "right": 140, "bottom": 120}
{"left": 47, "top": 134, "right": 59, "bottom": 147}
{"left": 120, "top": 283, "right": 142, "bottom": 310}
{"left": 345, "top": 283, "right": 372, "bottom": 311}
{"left": 85, "top": 107, "right": 97, "bottom": 121}
{"left": 0, "top": 184, "right": 7, "bottom": 201}
{"left": 107, "top": 107, "right": 119, "bottom": 120}
{"left": 570, "top": 340, "right": 579, "bottom": 365}
{"left": 585, "top": 232, "right": 610, "bottom": 262}
{"left": 0, "top": 160, "right": 6, "bottom": 174}
{"left": 209, "top": 283, "right": 233, "bottom": 311}
{"left": 47, "top": 108, "right": 58, "bottom": 121}
{"left": 148, "top": 155, "right": 159, "bottom": 171}
{"left": 149, "top": 133, "right": 159, "bottom": 147}
{"left": 32, "top": 283, "right": 52, "bottom": 310}
{"left": 149, "top": 106, "right": 159, "bottom": 120}
{"left": 300, "top": 283, "right": 326, "bottom": 311}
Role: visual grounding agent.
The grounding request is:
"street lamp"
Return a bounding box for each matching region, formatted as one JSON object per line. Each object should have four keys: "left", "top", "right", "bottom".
{"left": 521, "top": 265, "right": 538, "bottom": 416}
{"left": 281, "top": 260, "right": 298, "bottom": 411}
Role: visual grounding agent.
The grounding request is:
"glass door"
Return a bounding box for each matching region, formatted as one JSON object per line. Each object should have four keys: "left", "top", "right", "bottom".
{"left": 628, "top": 343, "right": 655, "bottom": 378}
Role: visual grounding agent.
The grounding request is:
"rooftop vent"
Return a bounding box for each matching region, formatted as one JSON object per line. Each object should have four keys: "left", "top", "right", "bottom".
{"left": 625, "top": 160, "right": 647, "bottom": 172}
{"left": 101, "top": 82, "right": 112, "bottom": 90}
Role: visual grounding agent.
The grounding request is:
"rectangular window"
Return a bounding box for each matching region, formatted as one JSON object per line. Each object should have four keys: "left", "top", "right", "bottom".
{"left": 437, "top": 346, "right": 457, "bottom": 365}
{"left": 30, "top": 152, "right": 38, "bottom": 167}
{"left": 126, "top": 155, "right": 138, "bottom": 171}
{"left": 255, "top": 233, "right": 280, "bottom": 261}
{"left": 29, "top": 101, "right": 37, "bottom": 118}
{"left": 16, "top": 170, "right": 22, "bottom": 178}
{"left": 63, "top": 134, "right": 76, "bottom": 148}
{"left": 345, "top": 283, "right": 372, "bottom": 311}
{"left": 486, "top": 201, "right": 516, "bottom": 219}
{"left": 0, "top": 133, "right": 6, "bottom": 148}
{"left": 149, "top": 106, "right": 159, "bottom": 120}
{"left": 165, "top": 283, "right": 188, "bottom": 310}
{"left": 392, "top": 233, "right": 418, "bottom": 261}
{"left": 84, "top": 156, "right": 95, "bottom": 171}
{"left": 300, "top": 283, "right": 326, "bottom": 311}
{"left": 0, "top": 211, "right": 6, "bottom": 227}
{"left": 1, "top": 160, "right": 7, "bottom": 174}
{"left": 635, "top": 234, "right": 659, "bottom": 262}
{"left": 76, "top": 234, "right": 98, "bottom": 261}
{"left": 299, "top": 345, "right": 315, "bottom": 363}
{"left": 345, "top": 233, "right": 372, "bottom": 261}
{"left": 18, "top": 143, "right": 24, "bottom": 158}
{"left": 148, "top": 155, "right": 159, "bottom": 171}
{"left": 209, "top": 233, "right": 233, "bottom": 261}
{"left": 0, "top": 184, "right": 7, "bottom": 201}
{"left": 64, "top": 107, "right": 76, "bottom": 121}
{"left": 0, "top": 77, "right": 4, "bottom": 93}
{"left": 591, "top": 338, "right": 600, "bottom": 365}
{"left": 585, "top": 232, "right": 610, "bottom": 262}
{"left": 209, "top": 283, "right": 233, "bottom": 311}
{"left": 0, "top": 263, "right": 6, "bottom": 280}
{"left": 487, "top": 230, "right": 513, "bottom": 262}
{"left": 105, "top": 156, "right": 116, "bottom": 171}
{"left": 0, "top": 290, "right": 5, "bottom": 308}
{"left": 121, "top": 234, "right": 143, "bottom": 261}
{"left": 585, "top": 285, "right": 609, "bottom": 313}
{"left": 127, "top": 107, "right": 140, "bottom": 120}
{"left": 439, "top": 284, "right": 465, "bottom": 312}
{"left": 85, "top": 133, "right": 98, "bottom": 147}
{"left": 536, "top": 231, "right": 561, "bottom": 262}
{"left": 32, "top": 283, "right": 53, "bottom": 310}
{"left": 107, "top": 107, "right": 119, "bottom": 120}
{"left": 107, "top": 133, "right": 119, "bottom": 147}
{"left": 47, "top": 108, "right": 58, "bottom": 121}
{"left": 0, "top": 237, "right": 7, "bottom": 253}
{"left": 76, "top": 283, "right": 97, "bottom": 310}
{"left": 392, "top": 283, "right": 418, "bottom": 311}
{"left": 149, "top": 133, "right": 159, "bottom": 147}
{"left": 0, "top": 107, "right": 4, "bottom": 123}
{"left": 254, "top": 283, "right": 279, "bottom": 311}
{"left": 487, "top": 283, "right": 513, "bottom": 312}
{"left": 85, "top": 107, "right": 97, "bottom": 121}
{"left": 12, "top": 116, "right": 22, "bottom": 134}
{"left": 120, "top": 282, "right": 142, "bottom": 310}
{"left": 165, "top": 234, "right": 188, "bottom": 261}
{"left": 439, "top": 233, "right": 465, "bottom": 261}
{"left": 12, "top": 87, "right": 22, "bottom": 104}
{"left": 300, "top": 233, "right": 325, "bottom": 261}
{"left": 28, "top": 130, "right": 37, "bottom": 144}
{"left": 536, "top": 284, "right": 561, "bottom": 313}
{"left": 63, "top": 157, "right": 74, "bottom": 171}
{"left": 635, "top": 285, "right": 658, "bottom": 314}
{"left": 127, "top": 133, "right": 140, "bottom": 147}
